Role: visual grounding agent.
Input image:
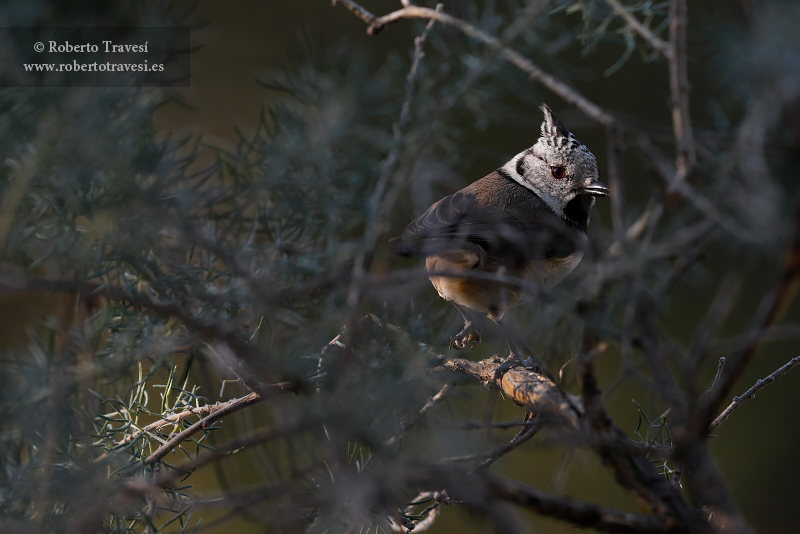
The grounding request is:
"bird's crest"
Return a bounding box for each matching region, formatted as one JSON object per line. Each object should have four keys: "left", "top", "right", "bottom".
{"left": 539, "top": 104, "right": 581, "bottom": 152}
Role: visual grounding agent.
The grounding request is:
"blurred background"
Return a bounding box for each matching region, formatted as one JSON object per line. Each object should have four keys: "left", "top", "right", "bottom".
{"left": 1, "top": 0, "right": 799, "bottom": 533}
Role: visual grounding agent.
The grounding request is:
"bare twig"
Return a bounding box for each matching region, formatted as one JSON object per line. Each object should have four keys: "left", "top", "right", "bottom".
{"left": 117, "top": 382, "right": 293, "bottom": 447}
{"left": 386, "top": 382, "right": 456, "bottom": 447}
{"left": 438, "top": 416, "right": 544, "bottom": 467}
{"left": 332, "top": 0, "right": 614, "bottom": 126}
{"left": 473, "top": 413, "right": 542, "bottom": 470}
{"left": 605, "top": 0, "right": 671, "bottom": 58}
{"left": 330, "top": 0, "right": 376, "bottom": 25}
{"left": 696, "top": 197, "right": 800, "bottom": 434}
{"left": 347, "top": 10, "right": 438, "bottom": 307}
{"left": 667, "top": 0, "right": 695, "bottom": 179}
{"left": 709, "top": 355, "right": 800, "bottom": 433}
{"left": 706, "top": 358, "right": 726, "bottom": 396}
{"left": 155, "top": 423, "right": 301, "bottom": 488}
{"left": 389, "top": 490, "right": 451, "bottom": 533}
{"left": 143, "top": 390, "right": 265, "bottom": 465}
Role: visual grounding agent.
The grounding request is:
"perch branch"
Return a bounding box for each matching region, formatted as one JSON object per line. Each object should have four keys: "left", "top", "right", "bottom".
{"left": 442, "top": 356, "right": 581, "bottom": 427}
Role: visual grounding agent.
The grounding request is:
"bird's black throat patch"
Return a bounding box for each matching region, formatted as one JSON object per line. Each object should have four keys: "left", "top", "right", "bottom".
{"left": 563, "top": 194, "right": 593, "bottom": 232}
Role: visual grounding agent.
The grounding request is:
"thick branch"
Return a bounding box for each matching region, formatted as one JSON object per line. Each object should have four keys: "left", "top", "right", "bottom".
{"left": 442, "top": 356, "right": 581, "bottom": 427}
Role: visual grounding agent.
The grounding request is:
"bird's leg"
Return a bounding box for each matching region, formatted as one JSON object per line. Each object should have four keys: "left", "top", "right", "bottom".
{"left": 449, "top": 302, "right": 481, "bottom": 350}
{"left": 493, "top": 315, "right": 552, "bottom": 380}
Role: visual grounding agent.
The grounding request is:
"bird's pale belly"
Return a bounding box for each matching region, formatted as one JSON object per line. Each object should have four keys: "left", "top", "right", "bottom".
{"left": 425, "top": 249, "right": 584, "bottom": 321}
{"left": 526, "top": 250, "right": 584, "bottom": 287}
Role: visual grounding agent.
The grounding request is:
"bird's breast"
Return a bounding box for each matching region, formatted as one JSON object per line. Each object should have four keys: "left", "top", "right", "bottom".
{"left": 524, "top": 250, "right": 584, "bottom": 287}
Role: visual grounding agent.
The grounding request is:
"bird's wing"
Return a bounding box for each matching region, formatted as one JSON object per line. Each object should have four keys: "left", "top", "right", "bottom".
{"left": 394, "top": 191, "right": 576, "bottom": 262}
{"left": 393, "top": 192, "right": 488, "bottom": 258}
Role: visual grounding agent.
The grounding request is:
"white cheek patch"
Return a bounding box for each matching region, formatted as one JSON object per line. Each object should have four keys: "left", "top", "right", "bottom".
{"left": 501, "top": 154, "right": 565, "bottom": 218}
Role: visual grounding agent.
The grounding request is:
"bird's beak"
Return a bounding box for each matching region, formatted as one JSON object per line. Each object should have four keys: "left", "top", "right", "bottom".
{"left": 580, "top": 179, "right": 610, "bottom": 197}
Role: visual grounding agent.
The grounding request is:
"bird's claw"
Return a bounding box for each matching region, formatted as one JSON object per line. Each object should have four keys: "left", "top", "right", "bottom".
{"left": 450, "top": 323, "right": 481, "bottom": 350}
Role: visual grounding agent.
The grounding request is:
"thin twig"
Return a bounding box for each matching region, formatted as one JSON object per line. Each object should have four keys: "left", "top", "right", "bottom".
{"left": 605, "top": 0, "right": 671, "bottom": 58}
{"left": 330, "top": 0, "right": 376, "bottom": 25}
{"left": 706, "top": 357, "right": 726, "bottom": 396}
{"left": 474, "top": 414, "right": 542, "bottom": 470}
{"left": 144, "top": 391, "right": 265, "bottom": 465}
{"left": 347, "top": 10, "right": 438, "bottom": 307}
{"left": 155, "top": 423, "right": 301, "bottom": 488}
{"left": 437, "top": 418, "right": 544, "bottom": 466}
{"left": 709, "top": 355, "right": 800, "bottom": 433}
{"left": 696, "top": 196, "right": 800, "bottom": 433}
{"left": 386, "top": 382, "right": 455, "bottom": 447}
{"left": 667, "top": 0, "right": 695, "bottom": 179}
{"left": 457, "top": 419, "right": 539, "bottom": 430}
{"left": 119, "top": 392, "right": 263, "bottom": 446}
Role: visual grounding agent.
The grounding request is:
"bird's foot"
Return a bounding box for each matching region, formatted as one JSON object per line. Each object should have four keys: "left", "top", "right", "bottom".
{"left": 450, "top": 322, "right": 481, "bottom": 350}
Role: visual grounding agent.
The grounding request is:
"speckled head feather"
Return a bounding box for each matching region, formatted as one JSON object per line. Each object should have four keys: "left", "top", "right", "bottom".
{"left": 540, "top": 103, "right": 573, "bottom": 143}
{"left": 500, "top": 104, "right": 606, "bottom": 217}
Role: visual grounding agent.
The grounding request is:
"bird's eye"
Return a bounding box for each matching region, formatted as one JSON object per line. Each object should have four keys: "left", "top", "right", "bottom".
{"left": 551, "top": 166, "right": 565, "bottom": 179}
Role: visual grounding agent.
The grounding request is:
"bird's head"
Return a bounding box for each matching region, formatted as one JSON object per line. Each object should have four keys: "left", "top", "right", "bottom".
{"left": 508, "top": 104, "right": 608, "bottom": 214}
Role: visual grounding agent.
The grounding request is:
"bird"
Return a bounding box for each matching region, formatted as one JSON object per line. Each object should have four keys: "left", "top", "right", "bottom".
{"left": 395, "top": 104, "right": 608, "bottom": 364}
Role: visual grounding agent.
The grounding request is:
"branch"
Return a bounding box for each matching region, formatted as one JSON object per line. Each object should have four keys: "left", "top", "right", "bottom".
{"left": 155, "top": 422, "right": 301, "bottom": 488}
{"left": 386, "top": 382, "right": 455, "bottom": 447}
{"left": 667, "top": 0, "right": 695, "bottom": 179}
{"left": 332, "top": 0, "right": 614, "bottom": 126}
{"left": 709, "top": 355, "right": 800, "bottom": 432}
{"left": 696, "top": 195, "right": 800, "bottom": 433}
{"left": 473, "top": 414, "right": 543, "bottom": 470}
{"left": 143, "top": 390, "right": 265, "bottom": 465}
{"left": 578, "top": 341, "right": 694, "bottom": 526}
{"left": 441, "top": 356, "right": 581, "bottom": 427}
{"left": 484, "top": 475, "right": 690, "bottom": 534}
{"left": 605, "top": 0, "right": 672, "bottom": 58}
{"left": 438, "top": 416, "right": 544, "bottom": 468}
{"left": 121, "top": 392, "right": 252, "bottom": 446}
{"left": 706, "top": 357, "right": 726, "bottom": 396}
